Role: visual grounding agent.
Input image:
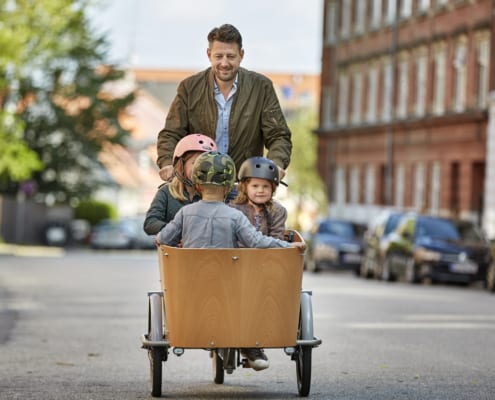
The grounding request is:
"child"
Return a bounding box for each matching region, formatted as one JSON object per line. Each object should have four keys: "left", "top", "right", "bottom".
{"left": 156, "top": 151, "right": 305, "bottom": 371}
{"left": 143, "top": 134, "right": 217, "bottom": 235}
{"left": 230, "top": 156, "right": 287, "bottom": 240}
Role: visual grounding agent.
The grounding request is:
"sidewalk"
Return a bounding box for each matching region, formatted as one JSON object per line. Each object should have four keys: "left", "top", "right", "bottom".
{"left": 0, "top": 243, "right": 65, "bottom": 257}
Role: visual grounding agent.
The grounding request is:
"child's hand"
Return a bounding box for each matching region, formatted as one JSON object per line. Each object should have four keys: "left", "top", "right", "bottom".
{"left": 291, "top": 242, "right": 306, "bottom": 253}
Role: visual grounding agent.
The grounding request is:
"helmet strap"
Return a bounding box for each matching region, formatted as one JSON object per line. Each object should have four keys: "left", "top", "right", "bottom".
{"left": 174, "top": 159, "right": 194, "bottom": 187}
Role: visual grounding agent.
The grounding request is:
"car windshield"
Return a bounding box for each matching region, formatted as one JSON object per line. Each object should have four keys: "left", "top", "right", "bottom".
{"left": 454, "top": 221, "right": 485, "bottom": 241}
{"left": 383, "top": 213, "right": 402, "bottom": 235}
{"left": 318, "top": 221, "right": 355, "bottom": 238}
{"left": 416, "top": 218, "right": 460, "bottom": 240}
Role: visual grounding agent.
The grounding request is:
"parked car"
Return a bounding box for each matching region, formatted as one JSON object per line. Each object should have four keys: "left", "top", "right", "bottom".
{"left": 305, "top": 218, "right": 366, "bottom": 274}
{"left": 360, "top": 211, "right": 404, "bottom": 279}
{"left": 487, "top": 262, "right": 495, "bottom": 292}
{"left": 379, "top": 214, "right": 492, "bottom": 285}
{"left": 90, "top": 217, "right": 155, "bottom": 250}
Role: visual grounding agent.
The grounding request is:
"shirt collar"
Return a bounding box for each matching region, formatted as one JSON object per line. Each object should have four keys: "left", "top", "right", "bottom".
{"left": 213, "top": 74, "right": 238, "bottom": 94}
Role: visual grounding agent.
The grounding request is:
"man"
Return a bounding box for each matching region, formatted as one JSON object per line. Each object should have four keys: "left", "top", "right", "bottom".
{"left": 156, "top": 24, "right": 292, "bottom": 182}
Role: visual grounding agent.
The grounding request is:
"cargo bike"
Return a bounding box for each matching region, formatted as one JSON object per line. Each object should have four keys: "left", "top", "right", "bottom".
{"left": 141, "top": 231, "right": 322, "bottom": 397}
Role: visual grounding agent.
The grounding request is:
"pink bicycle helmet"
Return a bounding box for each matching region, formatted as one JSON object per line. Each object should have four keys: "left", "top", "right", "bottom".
{"left": 173, "top": 134, "right": 217, "bottom": 165}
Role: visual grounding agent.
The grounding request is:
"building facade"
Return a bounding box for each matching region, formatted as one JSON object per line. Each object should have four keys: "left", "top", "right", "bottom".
{"left": 317, "top": 0, "right": 495, "bottom": 238}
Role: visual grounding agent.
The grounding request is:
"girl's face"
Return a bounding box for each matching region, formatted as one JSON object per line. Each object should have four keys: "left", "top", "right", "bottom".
{"left": 245, "top": 177, "right": 273, "bottom": 205}
{"left": 183, "top": 152, "right": 202, "bottom": 179}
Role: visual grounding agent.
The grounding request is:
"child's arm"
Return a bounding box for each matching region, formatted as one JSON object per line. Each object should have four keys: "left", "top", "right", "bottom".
{"left": 235, "top": 210, "right": 293, "bottom": 249}
{"left": 290, "top": 241, "right": 306, "bottom": 253}
{"left": 156, "top": 209, "right": 184, "bottom": 246}
{"left": 143, "top": 185, "right": 169, "bottom": 235}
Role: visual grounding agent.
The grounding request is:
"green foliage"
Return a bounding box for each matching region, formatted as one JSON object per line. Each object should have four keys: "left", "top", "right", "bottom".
{"left": 283, "top": 108, "right": 328, "bottom": 230}
{"left": 0, "top": 111, "right": 43, "bottom": 184}
{"left": 0, "top": 0, "right": 135, "bottom": 204}
{"left": 74, "top": 199, "right": 117, "bottom": 226}
{"left": 286, "top": 109, "right": 327, "bottom": 206}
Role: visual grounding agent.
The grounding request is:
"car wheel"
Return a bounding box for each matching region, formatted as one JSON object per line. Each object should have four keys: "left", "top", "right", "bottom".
{"left": 486, "top": 263, "right": 495, "bottom": 293}
{"left": 405, "top": 257, "right": 419, "bottom": 284}
{"left": 360, "top": 253, "right": 373, "bottom": 279}
{"left": 381, "top": 256, "right": 395, "bottom": 282}
{"left": 373, "top": 259, "right": 383, "bottom": 280}
{"left": 306, "top": 258, "right": 319, "bottom": 273}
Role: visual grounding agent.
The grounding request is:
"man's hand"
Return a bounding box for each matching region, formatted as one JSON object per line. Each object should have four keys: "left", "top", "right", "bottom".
{"left": 277, "top": 165, "right": 287, "bottom": 181}
{"left": 159, "top": 165, "right": 174, "bottom": 181}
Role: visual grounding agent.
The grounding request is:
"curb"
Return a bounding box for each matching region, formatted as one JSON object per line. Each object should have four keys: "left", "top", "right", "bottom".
{"left": 0, "top": 244, "right": 65, "bottom": 257}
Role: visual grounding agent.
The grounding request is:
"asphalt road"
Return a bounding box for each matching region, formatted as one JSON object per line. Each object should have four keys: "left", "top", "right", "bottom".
{"left": 1, "top": 249, "right": 495, "bottom": 399}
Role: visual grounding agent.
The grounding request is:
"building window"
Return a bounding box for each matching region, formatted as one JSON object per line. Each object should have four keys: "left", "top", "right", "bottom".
{"left": 371, "top": 0, "right": 382, "bottom": 30}
{"left": 322, "top": 86, "right": 334, "bottom": 129}
{"left": 325, "top": 1, "right": 338, "bottom": 45}
{"left": 418, "top": 0, "right": 431, "bottom": 14}
{"left": 436, "top": 0, "right": 448, "bottom": 7}
{"left": 414, "top": 163, "right": 425, "bottom": 210}
{"left": 336, "top": 166, "right": 346, "bottom": 205}
{"left": 350, "top": 166, "right": 360, "bottom": 203}
{"left": 366, "top": 63, "right": 379, "bottom": 123}
{"left": 365, "top": 165, "right": 375, "bottom": 205}
{"left": 352, "top": 68, "right": 363, "bottom": 124}
{"left": 337, "top": 72, "right": 349, "bottom": 125}
{"left": 415, "top": 49, "right": 428, "bottom": 117}
{"left": 453, "top": 37, "right": 467, "bottom": 112}
{"left": 395, "top": 164, "right": 405, "bottom": 207}
{"left": 385, "top": 0, "right": 396, "bottom": 25}
{"left": 400, "top": 0, "right": 412, "bottom": 19}
{"left": 476, "top": 34, "right": 490, "bottom": 108}
{"left": 432, "top": 43, "right": 446, "bottom": 115}
{"left": 430, "top": 162, "right": 441, "bottom": 214}
{"left": 341, "top": 0, "right": 351, "bottom": 39}
{"left": 397, "top": 54, "right": 409, "bottom": 119}
{"left": 381, "top": 58, "right": 393, "bottom": 122}
{"left": 355, "top": 0, "right": 366, "bottom": 35}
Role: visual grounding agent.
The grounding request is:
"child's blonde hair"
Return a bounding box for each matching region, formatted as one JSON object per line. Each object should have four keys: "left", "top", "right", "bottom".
{"left": 169, "top": 156, "right": 196, "bottom": 201}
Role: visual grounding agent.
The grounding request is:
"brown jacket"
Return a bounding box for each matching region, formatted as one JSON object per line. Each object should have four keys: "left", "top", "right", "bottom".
{"left": 230, "top": 201, "right": 287, "bottom": 240}
{"left": 156, "top": 67, "right": 292, "bottom": 171}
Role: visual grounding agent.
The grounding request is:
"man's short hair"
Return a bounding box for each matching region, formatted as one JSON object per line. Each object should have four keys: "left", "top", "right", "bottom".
{"left": 207, "top": 24, "right": 242, "bottom": 49}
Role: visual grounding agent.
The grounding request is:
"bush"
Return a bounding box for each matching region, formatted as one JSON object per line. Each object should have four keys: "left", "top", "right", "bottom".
{"left": 74, "top": 200, "right": 117, "bottom": 226}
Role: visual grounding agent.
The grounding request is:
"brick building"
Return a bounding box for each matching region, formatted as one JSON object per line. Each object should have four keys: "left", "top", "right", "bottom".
{"left": 316, "top": 0, "right": 495, "bottom": 238}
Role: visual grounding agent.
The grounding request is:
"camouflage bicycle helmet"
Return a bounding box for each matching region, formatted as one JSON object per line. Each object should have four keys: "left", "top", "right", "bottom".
{"left": 192, "top": 151, "right": 236, "bottom": 188}
{"left": 238, "top": 156, "right": 281, "bottom": 186}
{"left": 173, "top": 134, "right": 217, "bottom": 165}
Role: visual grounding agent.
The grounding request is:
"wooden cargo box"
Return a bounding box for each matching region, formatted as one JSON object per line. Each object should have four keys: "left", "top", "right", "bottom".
{"left": 158, "top": 245, "right": 304, "bottom": 348}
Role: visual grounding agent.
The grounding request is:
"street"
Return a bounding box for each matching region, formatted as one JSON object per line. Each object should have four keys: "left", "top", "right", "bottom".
{"left": 1, "top": 250, "right": 495, "bottom": 399}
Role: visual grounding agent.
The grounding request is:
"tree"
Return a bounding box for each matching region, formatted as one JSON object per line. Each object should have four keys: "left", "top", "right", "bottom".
{"left": 0, "top": 0, "right": 135, "bottom": 204}
{"left": 0, "top": 112, "right": 43, "bottom": 186}
{"left": 284, "top": 108, "right": 328, "bottom": 230}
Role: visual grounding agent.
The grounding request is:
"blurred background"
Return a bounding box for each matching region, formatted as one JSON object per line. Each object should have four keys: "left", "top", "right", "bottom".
{"left": 1, "top": 0, "right": 495, "bottom": 261}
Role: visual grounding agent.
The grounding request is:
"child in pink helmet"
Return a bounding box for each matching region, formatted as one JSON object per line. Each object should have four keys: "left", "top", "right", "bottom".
{"left": 144, "top": 134, "right": 217, "bottom": 235}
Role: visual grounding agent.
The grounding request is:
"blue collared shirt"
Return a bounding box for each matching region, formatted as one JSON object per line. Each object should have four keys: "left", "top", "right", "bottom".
{"left": 214, "top": 77, "right": 238, "bottom": 153}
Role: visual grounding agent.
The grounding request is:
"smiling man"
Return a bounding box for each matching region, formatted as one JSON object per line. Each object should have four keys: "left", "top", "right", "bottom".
{"left": 156, "top": 24, "right": 292, "bottom": 183}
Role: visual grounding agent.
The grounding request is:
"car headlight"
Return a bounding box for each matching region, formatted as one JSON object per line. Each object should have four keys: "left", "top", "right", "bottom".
{"left": 340, "top": 243, "right": 361, "bottom": 253}
{"left": 415, "top": 247, "right": 441, "bottom": 262}
{"left": 315, "top": 243, "right": 338, "bottom": 259}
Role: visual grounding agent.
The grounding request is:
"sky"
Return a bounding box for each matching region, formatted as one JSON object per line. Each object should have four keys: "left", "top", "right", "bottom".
{"left": 89, "top": 0, "right": 323, "bottom": 74}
